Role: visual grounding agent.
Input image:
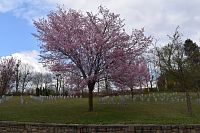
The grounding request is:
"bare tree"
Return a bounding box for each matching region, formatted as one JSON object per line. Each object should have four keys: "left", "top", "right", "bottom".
{"left": 146, "top": 48, "right": 160, "bottom": 91}
{"left": 19, "top": 63, "right": 33, "bottom": 94}
{"left": 155, "top": 28, "right": 197, "bottom": 115}
{"left": 0, "top": 57, "right": 17, "bottom": 96}
{"left": 32, "top": 72, "right": 43, "bottom": 89}
{"left": 43, "top": 73, "right": 53, "bottom": 90}
{"left": 14, "top": 60, "right": 21, "bottom": 93}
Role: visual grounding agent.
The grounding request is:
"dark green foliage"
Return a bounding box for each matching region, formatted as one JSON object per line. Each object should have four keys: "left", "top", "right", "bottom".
{"left": 184, "top": 39, "right": 200, "bottom": 89}
{"left": 155, "top": 28, "right": 195, "bottom": 115}
{"left": 184, "top": 39, "right": 200, "bottom": 64}
{"left": 157, "top": 38, "right": 200, "bottom": 92}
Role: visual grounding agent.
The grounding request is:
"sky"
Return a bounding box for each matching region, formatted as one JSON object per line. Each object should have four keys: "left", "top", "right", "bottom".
{"left": 1, "top": 0, "right": 200, "bottom": 71}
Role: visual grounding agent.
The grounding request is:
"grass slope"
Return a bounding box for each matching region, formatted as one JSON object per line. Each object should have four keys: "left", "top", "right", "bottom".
{"left": 0, "top": 93, "right": 200, "bottom": 124}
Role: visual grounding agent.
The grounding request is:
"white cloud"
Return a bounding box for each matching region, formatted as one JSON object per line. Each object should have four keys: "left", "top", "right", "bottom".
{"left": 1, "top": 0, "right": 200, "bottom": 43}
{"left": 10, "top": 50, "right": 49, "bottom": 73}
{"left": 0, "top": 0, "right": 22, "bottom": 12}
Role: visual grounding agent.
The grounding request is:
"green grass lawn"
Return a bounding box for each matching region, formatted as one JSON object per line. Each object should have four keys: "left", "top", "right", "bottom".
{"left": 0, "top": 93, "right": 200, "bottom": 124}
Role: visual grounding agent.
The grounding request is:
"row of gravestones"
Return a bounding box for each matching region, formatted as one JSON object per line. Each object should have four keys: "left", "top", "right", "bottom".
{"left": 99, "top": 95, "right": 126, "bottom": 105}
{"left": 142, "top": 92, "right": 180, "bottom": 97}
{"left": 29, "top": 95, "right": 44, "bottom": 103}
{"left": 29, "top": 95, "right": 83, "bottom": 103}
{"left": 137, "top": 92, "right": 188, "bottom": 102}
{"left": 41, "top": 95, "right": 83, "bottom": 99}
{"left": 0, "top": 95, "right": 13, "bottom": 104}
{"left": 27, "top": 93, "right": 200, "bottom": 105}
{"left": 131, "top": 95, "right": 187, "bottom": 102}
{"left": 98, "top": 93, "right": 199, "bottom": 105}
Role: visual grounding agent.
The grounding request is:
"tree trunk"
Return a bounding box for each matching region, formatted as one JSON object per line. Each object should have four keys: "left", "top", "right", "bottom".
{"left": 197, "top": 90, "right": 200, "bottom": 104}
{"left": 0, "top": 88, "right": 2, "bottom": 98}
{"left": 22, "top": 79, "right": 26, "bottom": 95}
{"left": 150, "top": 80, "right": 153, "bottom": 90}
{"left": 185, "top": 90, "right": 193, "bottom": 116}
{"left": 88, "top": 80, "right": 95, "bottom": 112}
{"left": 130, "top": 88, "right": 134, "bottom": 100}
{"left": 139, "top": 78, "right": 142, "bottom": 90}
{"left": 15, "top": 66, "right": 19, "bottom": 93}
{"left": 196, "top": 87, "right": 200, "bottom": 104}
{"left": 56, "top": 78, "right": 59, "bottom": 94}
{"left": 16, "top": 81, "right": 19, "bottom": 93}
{"left": 59, "top": 79, "right": 62, "bottom": 94}
{"left": 146, "top": 81, "right": 149, "bottom": 92}
{"left": 97, "top": 80, "right": 100, "bottom": 95}
{"left": 105, "top": 76, "right": 109, "bottom": 94}
{"left": 62, "top": 79, "right": 65, "bottom": 95}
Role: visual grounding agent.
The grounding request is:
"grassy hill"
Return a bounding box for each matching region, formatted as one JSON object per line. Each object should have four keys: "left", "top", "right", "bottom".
{"left": 0, "top": 93, "right": 200, "bottom": 124}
